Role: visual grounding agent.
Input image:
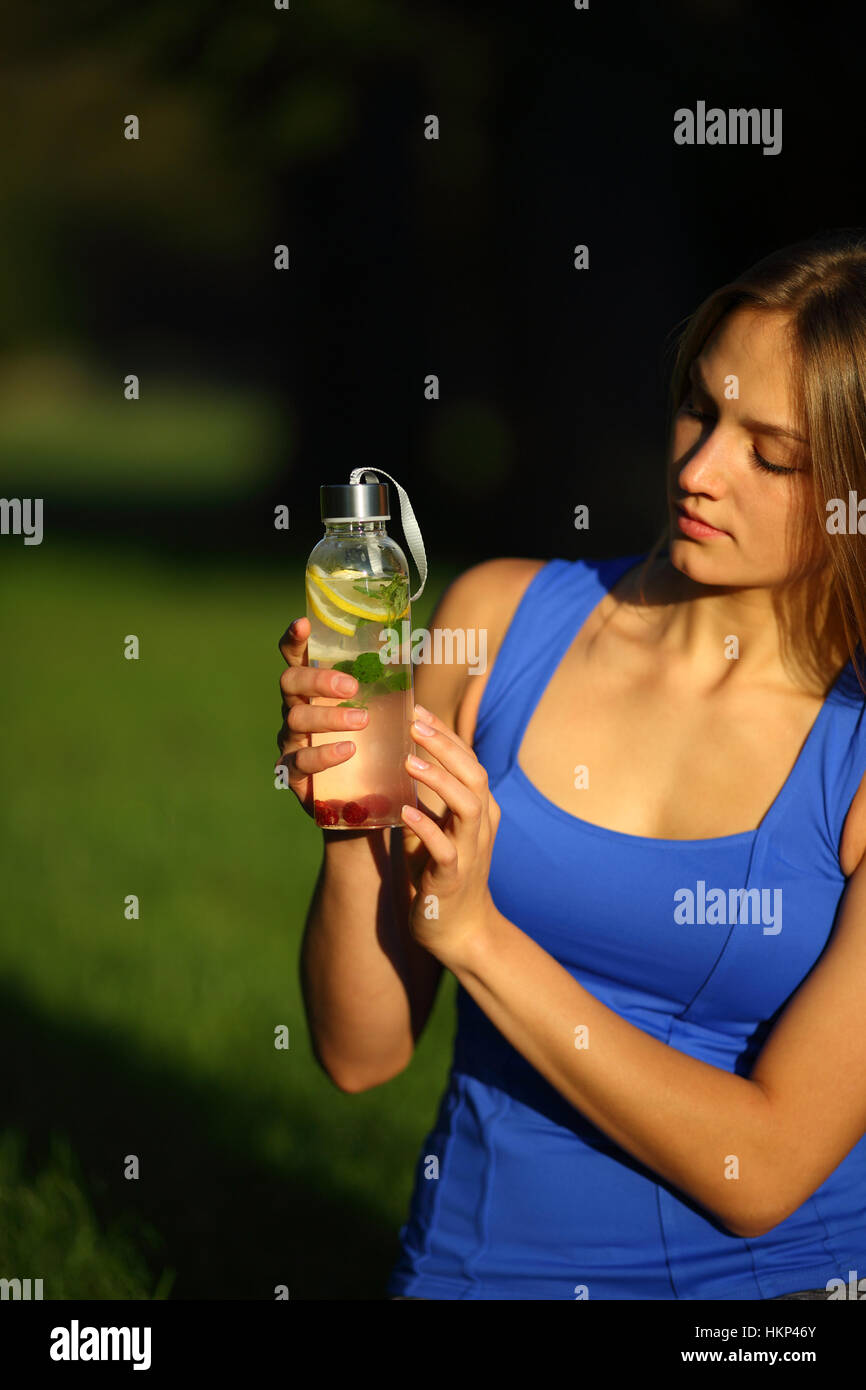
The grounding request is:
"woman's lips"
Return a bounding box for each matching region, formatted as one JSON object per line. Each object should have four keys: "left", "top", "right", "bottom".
{"left": 675, "top": 505, "right": 729, "bottom": 540}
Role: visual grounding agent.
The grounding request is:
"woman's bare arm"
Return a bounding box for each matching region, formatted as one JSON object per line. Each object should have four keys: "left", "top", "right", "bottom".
{"left": 441, "top": 823, "right": 866, "bottom": 1238}
{"left": 298, "top": 558, "right": 545, "bottom": 1091}
{"left": 300, "top": 826, "right": 440, "bottom": 1091}
{"left": 297, "top": 571, "right": 478, "bottom": 1091}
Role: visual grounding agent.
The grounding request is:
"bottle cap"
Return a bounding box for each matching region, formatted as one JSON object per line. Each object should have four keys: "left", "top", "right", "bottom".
{"left": 320, "top": 473, "right": 389, "bottom": 523}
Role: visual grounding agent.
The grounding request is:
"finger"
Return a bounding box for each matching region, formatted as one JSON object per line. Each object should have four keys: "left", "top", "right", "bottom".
{"left": 278, "top": 616, "right": 311, "bottom": 666}
{"left": 277, "top": 739, "right": 358, "bottom": 772}
{"left": 273, "top": 700, "right": 361, "bottom": 756}
{"left": 406, "top": 749, "right": 483, "bottom": 828}
{"left": 414, "top": 782, "right": 448, "bottom": 830}
{"left": 409, "top": 717, "right": 490, "bottom": 798}
{"left": 285, "top": 702, "right": 369, "bottom": 736}
{"left": 410, "top": 702, "right": 474, "bottom": 756}
{"left": 400, "top": 804, "right": 459, "bottom": 875}
{"left": 279, "top": 665, "right": 359, "bottom": 706}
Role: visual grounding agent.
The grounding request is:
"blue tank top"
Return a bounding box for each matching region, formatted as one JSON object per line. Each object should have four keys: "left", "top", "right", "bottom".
{"left": 386, "top": 554, "right": 866, "bottom": 1300}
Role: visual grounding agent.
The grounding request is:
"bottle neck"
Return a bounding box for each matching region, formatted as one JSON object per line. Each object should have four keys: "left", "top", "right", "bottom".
{"left": 323, "top": 520, "right": 387, "bottom": 537}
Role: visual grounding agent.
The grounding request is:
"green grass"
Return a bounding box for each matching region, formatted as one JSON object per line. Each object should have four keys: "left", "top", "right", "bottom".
{"left": 0, "top": 361, "right": 283, "bottom": 495}
{"left": 0, "top": 541, "right": 462, "bottom": 1298}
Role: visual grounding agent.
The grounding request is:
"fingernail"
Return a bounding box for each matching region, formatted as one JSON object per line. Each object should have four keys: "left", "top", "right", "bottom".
{"left": 334, "top": 674, "right": 357, "bottom": 694}
{"left": 414, "top": 703, "right": 433, "bottom": 721}
{"left": 402, "top": 804, "right": 422, "bottom": 821}
{"left": 345, "top": 709, "right": 367, "bottom": 726}
{"left": 413, "top": 720, "right": 435, "bottom": 736}
{"left": 335, "top": 741, "right": 354, "bottom": 754}
{"left": 408, "top": 754, "right": 428, "bottom": 769}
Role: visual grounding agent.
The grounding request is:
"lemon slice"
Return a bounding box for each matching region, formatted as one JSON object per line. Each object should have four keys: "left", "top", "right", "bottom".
{"left": 307, "top": 564, "right": 409, "bottom": 621}
{"left": 305, "top": 577, "right": 356, "bottom": 635}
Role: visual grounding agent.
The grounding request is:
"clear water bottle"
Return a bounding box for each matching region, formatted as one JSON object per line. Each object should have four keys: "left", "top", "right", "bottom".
{"left": 304, "top": 468, "right": 427, "bottom": 830}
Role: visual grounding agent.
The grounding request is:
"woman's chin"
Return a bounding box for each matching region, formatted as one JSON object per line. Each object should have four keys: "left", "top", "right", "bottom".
{"left": 667, "top": 534, "right": 730, "bottom": 584}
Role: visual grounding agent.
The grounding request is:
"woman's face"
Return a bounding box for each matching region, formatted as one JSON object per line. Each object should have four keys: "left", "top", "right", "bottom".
{"left": 667, "top": 306, "right": 821, "bottom": 589}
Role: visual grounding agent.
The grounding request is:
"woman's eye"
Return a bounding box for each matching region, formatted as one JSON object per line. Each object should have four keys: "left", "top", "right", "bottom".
{"left": 679, "top": 396, "right": 797, "bottom": 475}
{"left": 750, "top": 446, "right": 796, "bottom": 476}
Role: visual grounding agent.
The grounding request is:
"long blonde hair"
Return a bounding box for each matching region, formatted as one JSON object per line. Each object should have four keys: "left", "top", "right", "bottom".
{"left": 643, "top": 228, "right": 866, "bottom": 693}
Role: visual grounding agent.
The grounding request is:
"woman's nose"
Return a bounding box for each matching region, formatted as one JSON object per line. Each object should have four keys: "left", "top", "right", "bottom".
{"left": 675, "top": 429, "right": 728, "bottom": 496}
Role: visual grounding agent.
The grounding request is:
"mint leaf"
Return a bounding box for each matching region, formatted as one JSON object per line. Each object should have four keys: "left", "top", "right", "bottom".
{"left": 351, "top": 651, "right": 385, "bottom": 684}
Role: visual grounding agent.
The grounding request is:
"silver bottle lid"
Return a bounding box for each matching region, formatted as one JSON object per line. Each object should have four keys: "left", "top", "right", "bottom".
{"left": 320, "top": 472, "right": 390, "bottom": 523}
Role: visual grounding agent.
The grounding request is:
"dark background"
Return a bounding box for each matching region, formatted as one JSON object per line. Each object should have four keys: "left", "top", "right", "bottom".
{"left": 2, "top": 0, "right": 857, "bottom": 562}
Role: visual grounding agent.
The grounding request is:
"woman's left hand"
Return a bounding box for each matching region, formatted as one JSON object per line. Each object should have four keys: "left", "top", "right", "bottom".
{"left": 400, "top": 704, "right": 501, "bottom": 971}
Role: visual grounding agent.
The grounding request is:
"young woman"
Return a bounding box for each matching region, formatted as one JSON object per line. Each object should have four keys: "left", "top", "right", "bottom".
{"left": 278, "top": 229, "right": 866, "bottom": 1300}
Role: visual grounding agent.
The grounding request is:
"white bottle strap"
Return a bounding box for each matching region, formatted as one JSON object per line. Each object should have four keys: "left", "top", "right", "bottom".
{"left": 348, "top": 467, "right": 427, "bottom": 602}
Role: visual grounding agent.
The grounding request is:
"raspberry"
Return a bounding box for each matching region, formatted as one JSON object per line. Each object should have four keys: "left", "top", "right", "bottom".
{"left": 315, "top": 799, "right": 341, "bottom": 826}
{"left": 342, "top": 800, "right": 369, "bottom": 824}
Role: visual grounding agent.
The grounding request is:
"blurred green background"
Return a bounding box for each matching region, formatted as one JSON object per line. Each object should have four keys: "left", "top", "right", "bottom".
{"left": 0, "top": 540, "right": 460, "bottom": 1298}
{"left": 0, "top": 4, "right": 482, "bottom": 1299}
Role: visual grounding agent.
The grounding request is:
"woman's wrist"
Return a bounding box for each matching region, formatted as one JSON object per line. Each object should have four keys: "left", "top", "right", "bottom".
{"left": 320, "top": 825, "right": 392, "bottom": 878}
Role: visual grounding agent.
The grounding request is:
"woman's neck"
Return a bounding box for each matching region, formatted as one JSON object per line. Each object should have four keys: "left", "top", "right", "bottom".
{"left": 626, "top": 554, "right": 849, "bottom": 697}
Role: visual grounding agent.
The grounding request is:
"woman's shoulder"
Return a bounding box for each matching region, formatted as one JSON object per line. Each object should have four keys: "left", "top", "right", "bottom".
{"left": 413, "top": 557, "right": 549, "bottom": 744}
{"left": 426, "top": 557, "right": 562, "bottom": 665}
{"left": 415, "top": 555, "right": 638, "bottom": 740}
{"left": 442, "top": 555, "right": 549, "bottom": 615}
{"left": 428, "top": 552, "right": 639, "bottom": 684}
{"left": 437, "top": 552, "right": 622, "bottom": 622}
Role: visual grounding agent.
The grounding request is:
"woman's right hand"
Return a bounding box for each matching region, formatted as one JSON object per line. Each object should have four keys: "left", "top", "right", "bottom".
{"left": 276, "top": 616, "right": 369, "bottom": 820}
